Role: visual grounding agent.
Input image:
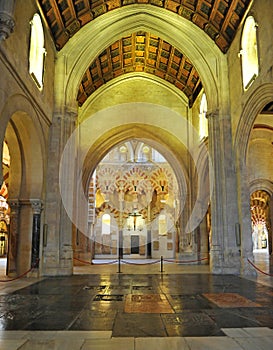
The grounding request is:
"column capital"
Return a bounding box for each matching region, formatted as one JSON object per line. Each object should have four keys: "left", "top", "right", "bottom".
{"left": 30, "top": 199, "right": 43, "bottom": 214}
{"left": 206, "top": 109, "right": 219, "bottom": 119}
{"left": 7, "top": 199, "right": 20, "bottom": 211}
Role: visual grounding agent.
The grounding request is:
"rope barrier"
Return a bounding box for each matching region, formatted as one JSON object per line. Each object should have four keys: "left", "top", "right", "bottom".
{"left": 0, "top": 259, "right": 39, "bottom": 283}
{"left": 164, "top": 257, "right": 209, "bottom": 264}
{"left": 93, "top": 260, "right": 118, "bottom": 265}
{"left": 73, "top": 257, "right": 118, "bottom": 265}
{"left": 247, "top": 258, "right": 273, "bottom": 277}
{"left": 121, "top": 259, "right": 161, "bottom": 265}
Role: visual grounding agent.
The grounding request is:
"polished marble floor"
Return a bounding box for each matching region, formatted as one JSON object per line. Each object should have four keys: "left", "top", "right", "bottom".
{"left": 0, "top": 255, "right": 272, "bottom": 349}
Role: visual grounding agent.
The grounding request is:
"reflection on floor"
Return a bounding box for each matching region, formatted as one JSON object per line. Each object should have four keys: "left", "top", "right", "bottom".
{"left": 0, "top": 255, "right": 272, "bottom": 349}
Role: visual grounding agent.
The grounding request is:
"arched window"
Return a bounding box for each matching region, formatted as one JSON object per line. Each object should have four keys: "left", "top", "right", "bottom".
{"left": 102, "top": 214, "right": 111, "bottom": 234}
{"left": 199, "top": 93, "right": 208, "bottom": 139}
{"left": 241, "top": 16, "right": 259, "bottom": 90}
{"left": 29, "top": 14, "right": 46, "bottom": 90}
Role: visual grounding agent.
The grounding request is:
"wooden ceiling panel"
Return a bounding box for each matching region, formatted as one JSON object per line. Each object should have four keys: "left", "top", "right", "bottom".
{"left": 38, "top": 0, "right": 251, "bottom": 52}
{"left": 38, "top": 0, "right": 251, "bottom": 105}
{"left": 77, "top": 32, "right": 202, "bottom": 107}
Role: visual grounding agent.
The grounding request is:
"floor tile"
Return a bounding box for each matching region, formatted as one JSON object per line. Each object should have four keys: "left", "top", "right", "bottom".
{"left": 161, "top": 311, "right": 224, "bottom": 337}
{"left": 184, "top": 336, "right": 244, "bottom": 350}
{"left": 55, "top": 330, "right": 112, "bottom": 338}
{"left": 234, "top": 337, "right": 273, "bottom": 350}
{"left": 203, "top": 293, "right": 261, "bottom": 308}
{"left": 124, "top": 294, "right": 174, "bottom": 313}
{"left": 221, "top": 328, "right": 255, "bottom": 338}
{"left": 113, "top": 312, "right": 167, "bottom": 337}
{"left": 136, "top": 337, "right": 190, "bottom": 350}
{"left": 204, "top": 309, "right": 259, "bottom": 328}
{"left": 0, "top": 339, "right": 27, "bottom": 350}
{"left": 81, "top": 337, "right": 134, "bottom": 350}
{"left": 242, "top": 327, "right": 273, "bottom": 337}
{"left": 18, "top": 339, "right": 56, "bottom": 350}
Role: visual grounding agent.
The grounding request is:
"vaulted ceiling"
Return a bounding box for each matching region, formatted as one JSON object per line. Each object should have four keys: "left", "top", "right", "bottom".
{"left": 77, "top": 32, "right": 202, "bottom": 107}
{"left": 38, "top": 0, "right": 251, "bottom": 107}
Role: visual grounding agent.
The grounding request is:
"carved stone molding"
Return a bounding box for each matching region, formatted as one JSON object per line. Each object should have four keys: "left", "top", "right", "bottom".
{"left": 0, "top": 7, "right": 15, "bottom": 41}
{"left": 206, "top": 109, "right": 219, "bottom": 119}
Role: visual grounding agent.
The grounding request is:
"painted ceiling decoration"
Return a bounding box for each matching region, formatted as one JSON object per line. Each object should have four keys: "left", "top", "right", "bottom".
{"left": 77, "top": 31, "right": 202, "bottom": 107}
{"left": 38, "top": 0, "right": 251, "bottom": 53}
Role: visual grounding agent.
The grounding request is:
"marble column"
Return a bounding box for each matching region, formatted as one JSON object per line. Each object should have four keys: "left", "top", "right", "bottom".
{"left": 6, "top": 199, "right": 20, "bottom": 276}
{"left": 118, "top": 191, "right": 124, "bottom": 259}
{"left": 30, "top": 200, "right": 42, "bottom": 268}
{"left": 207, "top": 110, "right": 241, "bottom": 274}
{"left": 0, "top": 0, "right": 15, "bottom": 41}
{"left": 146, "top": 188, "right": 153, "bottom": 258}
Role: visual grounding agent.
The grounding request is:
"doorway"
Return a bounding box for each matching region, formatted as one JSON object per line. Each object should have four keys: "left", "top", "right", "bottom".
{"left": 131, "top": 235, "right": 139, "bottom": 254}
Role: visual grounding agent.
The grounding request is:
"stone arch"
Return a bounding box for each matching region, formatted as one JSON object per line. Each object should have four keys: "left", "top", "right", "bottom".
{"left": 82, "top": 125, "right": 189, "bottom": 196}
{"left": 0, "top": 94, "right": 45, "bottom": 199}
{"left": 249, "top": 179, "right": 273, "bottom": 197}
{"left": 60, "top": 103, "right": 211, "bottom": 252}
{"left": 0, "top": 94, "right": 46, "bottom": 276}
{"left": 234, "top": 83, "right": 273, "bottom": 274}
{"left": 56, "top": 5, "right": 226, "bottom": 114}
{"left": 235, "top": 83, "right": 273, "bottom": 162}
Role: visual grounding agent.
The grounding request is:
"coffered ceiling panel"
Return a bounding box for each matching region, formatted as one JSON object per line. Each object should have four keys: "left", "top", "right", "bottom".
{"left": 38, "top": 0, "right": 251, "bottom": 52}
{"left": 77, "top": 31, "right": 202, "bottom": 107}
{"left": 38, "top": 0, "right": 251, "bottom": 106}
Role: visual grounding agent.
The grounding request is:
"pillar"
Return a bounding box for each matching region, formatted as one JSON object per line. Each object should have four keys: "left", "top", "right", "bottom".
{"left": 6, "top": 199, "right": 20, "bottom": 276}
{"left": 43, "top": 109, "right": 77, "bottom": 276}
{"left": 118, "top": 191, "right": 124, "bottom": 259}
{"left": 31, "top": 200, "right": 42, "bottom": 268}
{"left": 236, "top": 159, "right": 255, "bottom": 276}
{"left": 146, "top": 188, "right": 153, "bottom": 258}
{"left": 208, "top": 110, "right": 241, "bottom": 274}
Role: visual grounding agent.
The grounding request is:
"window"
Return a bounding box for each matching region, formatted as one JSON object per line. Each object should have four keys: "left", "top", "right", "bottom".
{"left": 241, "top": 16, "right": 259, "bottom": 90}
{"left": 29, "top": 14, "right": 46, "bottom": 90}
{"left": 199, "top": 93, "right": 208, "bottom": 139}
{"left": 102, "top": 214, "right": 111, "bottom": 234}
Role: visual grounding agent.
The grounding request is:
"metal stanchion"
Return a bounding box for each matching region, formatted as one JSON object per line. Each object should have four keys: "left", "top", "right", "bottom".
{"left": 117, "top": 256, "right": 122, "bottom": 273}
{"left": 160, "top": 256, "right": 164, "bottom": 273}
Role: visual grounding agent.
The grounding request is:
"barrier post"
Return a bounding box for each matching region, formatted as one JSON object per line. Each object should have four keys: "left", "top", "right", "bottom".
{"left": 118, "top": 256, "right": 121, "bottom": 273}
{"left": 160, "top": 256, "right": 164, "bottom": 273}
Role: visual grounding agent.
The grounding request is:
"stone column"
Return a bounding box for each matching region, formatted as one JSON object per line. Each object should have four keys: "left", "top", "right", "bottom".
{"left": 207, "top": 110, "right": 241, "bottom": 274}
{"left": 43, "top": 109, "right": 77, "bottom": 276}
{"left": 6, "top": 199, "right": 20, "bottom": 276}
{"left": 236, "top": 162, "right": 256, "bottom": 276}
{"left": 199, "top": 213, "right": 209, "bottom": 263}
{"left": 30, "top": 200, "right": 42, "bottom": 268}
{"left": 0, "top": 0, "right": 15, "bottom": 41}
